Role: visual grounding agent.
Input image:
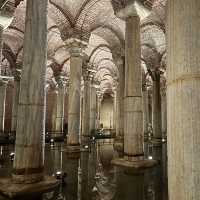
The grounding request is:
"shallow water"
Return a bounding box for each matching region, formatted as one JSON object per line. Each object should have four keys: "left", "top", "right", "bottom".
{"left": 0, "top": 139, "right": 168, "bottom": 200}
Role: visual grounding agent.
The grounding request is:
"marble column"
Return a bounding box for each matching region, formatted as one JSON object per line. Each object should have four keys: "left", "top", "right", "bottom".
{"left": 113, "top": 86, "right": 117, "bottom": 131}
{"left": 82, "top": 68, "right": 90, "bottom": 143}
{"left": 0, "top": 79, "right": 8, "bottom": 135}
{"left": 118, "top": 61, "right": 125, "bottom": 139}
{"left": 89, "top": 77, "right": 97, "bottom": 135}
{"left": 112, "top": 5, "right": 156, "bottom": 169}
{"left": 123, "top": 14, "right": 143, "bottom": 161}
{"left": 96, "top": 91, "right": 103, "bottom": 129}
{"left": 66, "top": 38, "right": 87, "bottom": 149}
{"left": 142, "top": 84, "right": 150, "bottom": 138}
{"left": 152, "top": 70, "right": 162, "bottom": 140}
{"left": 11, "top": 69, "right": 21, "bottom": 133}
{"left": 0, "top": 25, "right": 3, "bottom": 75}
{"left": 167, "top": 0, "right": 200, "bottom": 199}
{"left": 51, "top": 77, "right": 66, "bottom": 138}
{"left": 13, "top": 0, "right": 48, "bottom": 183}
{"left": 161, "top": 86, "right": 167, "bottom": 139}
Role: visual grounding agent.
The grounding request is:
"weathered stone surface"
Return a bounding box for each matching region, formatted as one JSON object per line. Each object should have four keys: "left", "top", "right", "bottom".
{"left": 0, "top": 79, "right": 7, "bottom": 134}
{"left": 123, "top": 15, "right": 143, "bottom": 157}
{"left": 0, "top": 176, "right": 60, "bottom": 199}
{"left": 67, "top": 55, "right": 82, "bottom": 145}
{"left": 167, "top": 0, "right": 200, "bottom": 199}
{"left": 152, "top": 71, "right": 162, "bottom": 139}
{"left": 13, "top": 0, "right": 48, "bottom": 183}
{"left": 89, "top": 82, "right": 96, "bottom": 134}
{"left": 82, "top": 71, "right": 90, "bottom": 140}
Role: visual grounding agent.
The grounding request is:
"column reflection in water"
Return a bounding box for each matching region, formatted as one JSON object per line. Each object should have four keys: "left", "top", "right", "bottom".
{"left": 113, "top": 167, "right": 144, "bottom": 200}
{"left": 80, "top": 151, "right": 90, "bottom": 200}
{"left": 62, "top": 155, "right": 79, "bottom": 200}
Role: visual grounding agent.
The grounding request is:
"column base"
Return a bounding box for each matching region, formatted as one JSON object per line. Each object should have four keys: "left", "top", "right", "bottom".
{"left": 111, "top": 157, "right": 157, "bottom": 171}
{"left": 62, "top": 144, "right": 80, "bottom": 158}
{"left": 0, "top": 176, "right": 60, "bottom": 200}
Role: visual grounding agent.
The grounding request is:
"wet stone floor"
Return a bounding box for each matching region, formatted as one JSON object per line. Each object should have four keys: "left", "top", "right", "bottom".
{"left": 0, "top": 139, "right": 168, "bottom": 200}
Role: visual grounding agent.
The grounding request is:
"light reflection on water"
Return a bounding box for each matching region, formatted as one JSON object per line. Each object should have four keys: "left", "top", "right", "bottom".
{"left": 0, "top": 140, "right": 168, "bottom": 200}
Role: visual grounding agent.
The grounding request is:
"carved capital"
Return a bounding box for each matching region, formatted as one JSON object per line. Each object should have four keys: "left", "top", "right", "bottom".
{"left": 12, "top": 69, "right": 21, "bottom": 82}
{"left": 65, "top": 38, "right": 87, "bottom": 57}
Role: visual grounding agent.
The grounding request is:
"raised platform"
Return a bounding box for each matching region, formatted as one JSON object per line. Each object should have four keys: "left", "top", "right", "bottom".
{"left": 0, "top": 176, "right": 60, "bottom": 200}
{"left": 111, "top": 158, "right": 157, "bottom": 172}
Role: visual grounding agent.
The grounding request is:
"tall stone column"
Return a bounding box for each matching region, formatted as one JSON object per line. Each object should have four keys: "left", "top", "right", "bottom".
{"left": 123, "top": 14, "right": 143, "bottom": 161}
{"left": 113, "top": 86, "right": 117, "bottom": 131}
{"left": 51, "top": 76, "right": 66, "bottom": 139}
{"left": 96, "top": 91, "right": 103, "bottom": 129}
{"left": 113, "top": 57, "right": 125, "bottom": 154}
{"left": 89, "top": 77, "right": 97, "bottom": 135}
{"left": 151, "top": 69, "right": 162, "bottom": 140}
{"left": 161, "top": 85, "right": 167, "bottom": 139}
{"left": 142, "top": 83, "right": 150, "bottom": 138}
{"left": 167, "top": 0, "right": 200, "bottom": 199}
{"left": 112, "top": 3, "right": 156, "bottom": 169}
{"left": 82, "top": 68, "right": 90, "bottom": 143}
{"left": 66, "top": 38, "right": 87, "bottom": 151}
{"left": 11, "top": 69, "right": 21, "bottom": 133}
{"left": 0, "top": 25, "right": 3, "bottom": 75}
{"left": 0, "top": 79, "right": 8, "bottom": 135}
{"left": 12, "top": 0, "right": 48, "bottom": 183}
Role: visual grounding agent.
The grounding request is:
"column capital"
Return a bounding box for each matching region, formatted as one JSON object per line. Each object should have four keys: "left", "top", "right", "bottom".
{"left": 0, "top": 77, "right": 8, "bottom": 86}
{"left": 12, "top": 69, "right": 21, "bottom": 82}
{"left": 65, "top": 38, "right": 87, "bottom": 57}
{"left": 111, "top": 0, "right": 150, "bottom": 20}
{"left": 55, "top": 75, "right": 68, "bottom": 89}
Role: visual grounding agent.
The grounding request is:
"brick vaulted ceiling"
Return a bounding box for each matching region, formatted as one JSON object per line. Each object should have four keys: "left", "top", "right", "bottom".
{"left": 1, "top": 0, "right": 166, "bottom": 92}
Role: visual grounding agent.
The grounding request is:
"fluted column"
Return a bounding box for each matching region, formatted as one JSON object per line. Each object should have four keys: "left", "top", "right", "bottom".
{"left": 167, "top": 1, "right": 200, "bottom": 199}
{"left": 152, "top": 69, "right": 162, "bottom": 140}
{"left": 13, "top": 0, "right": 48, "bottom": 183}
{"left": 66, "top": 38, "right": 87, "bottom": 149}
{"left": 89, "top": 77, "right": 97, "bottom": 135}
{"left": 0, "top": 79, "right": 8, "bottom": 135}
{"left": 82, "top": 68, "right": 90, "bottom": 143}
{"left": 11, "top": 69, "right": 21, "bottom": 133}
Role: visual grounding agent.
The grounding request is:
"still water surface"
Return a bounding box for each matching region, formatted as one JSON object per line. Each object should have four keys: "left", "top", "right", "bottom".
{"left": 0, "top": 140, "right": 168, "bottom": 200}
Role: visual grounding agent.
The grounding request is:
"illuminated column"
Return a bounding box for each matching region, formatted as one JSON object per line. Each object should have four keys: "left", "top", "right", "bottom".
{"left": 51, "top": 76, "right": 66, "bottom": 138}
{"left": 11, "top": 69, "right": 21, "bottom": 133}
{"left": 89, "top": 76, "right": 97, "bottom": 135}
{"left": 13, "top": 0, "right": 48, "bottom": 183}
{"left": 112, "top": 2, "right": 156, "bottom": 169}
{"left": 66, "top": 38, "right": 87, "bottom": 151}
{"left": 82, "top": 67, "right": 90, "bottom": 143}
{"left": 167, "top": 0, "right": 200, "bottom": 199}
{"left": 0, "top": 79, "right": 8, "bottom": 134}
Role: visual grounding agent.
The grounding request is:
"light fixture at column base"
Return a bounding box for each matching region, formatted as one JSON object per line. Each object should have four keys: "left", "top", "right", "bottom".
{"left": 0, "top": 176, "right": 60, "bottom": 200}
{"left": 111, "top": 157, "right": 157, "bottom": 171}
